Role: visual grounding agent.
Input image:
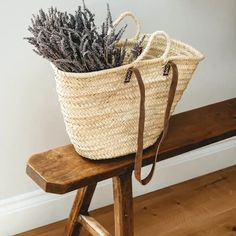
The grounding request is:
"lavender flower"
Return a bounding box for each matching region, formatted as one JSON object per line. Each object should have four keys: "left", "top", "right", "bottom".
{"left": 25, "top": 2, "right": 144, "bottom": 73}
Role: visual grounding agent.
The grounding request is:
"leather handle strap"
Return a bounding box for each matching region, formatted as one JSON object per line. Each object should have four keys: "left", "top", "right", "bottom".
{"left": 129, "top": 61, "right": 179, "bottom": 185}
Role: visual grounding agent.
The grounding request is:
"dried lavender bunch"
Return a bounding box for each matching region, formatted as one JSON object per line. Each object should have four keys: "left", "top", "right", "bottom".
{"left": 25, "top": 3, "right": 144, "bottom": 73}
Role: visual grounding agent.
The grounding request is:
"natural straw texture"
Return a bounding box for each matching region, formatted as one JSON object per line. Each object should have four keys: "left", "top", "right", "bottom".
{"left": 52, "top": 12, "right": 204, "bottom": 160}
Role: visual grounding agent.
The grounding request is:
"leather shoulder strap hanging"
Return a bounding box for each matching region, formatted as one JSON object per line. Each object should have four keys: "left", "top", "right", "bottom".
{"left": 128, "top": 61, "right": 179, "bottom": 185}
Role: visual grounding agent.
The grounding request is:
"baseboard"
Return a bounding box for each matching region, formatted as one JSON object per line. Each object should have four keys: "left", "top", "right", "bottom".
{"left": 1, "top": 137, "right": 236, "bottom": 236}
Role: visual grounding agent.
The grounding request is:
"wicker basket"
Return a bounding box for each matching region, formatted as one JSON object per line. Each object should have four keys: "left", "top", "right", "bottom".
{"left": 52, "top": 12, "right": 204, "bottom": 184}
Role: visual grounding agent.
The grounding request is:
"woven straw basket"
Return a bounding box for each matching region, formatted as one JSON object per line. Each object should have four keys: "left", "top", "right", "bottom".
{"left": 52, "top": 12, "right": 204, "bottom": 184}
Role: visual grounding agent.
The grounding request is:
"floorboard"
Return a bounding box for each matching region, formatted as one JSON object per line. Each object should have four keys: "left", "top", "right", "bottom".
{"left": 17, "top": 165, "right": 236, "bottom": 236}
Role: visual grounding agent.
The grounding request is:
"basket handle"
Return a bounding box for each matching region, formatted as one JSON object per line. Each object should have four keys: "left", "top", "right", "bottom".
{"left": 129, "top": 61, "right": 178, "bottom": 185}
{"left": 133, "top": 31, "right": 171, "bottom": 64}
{"left": 110, "top": 11, "right": 141, "bottom": 40}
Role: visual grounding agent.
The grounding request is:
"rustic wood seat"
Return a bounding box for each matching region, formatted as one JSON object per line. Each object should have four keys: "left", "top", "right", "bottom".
{"left": 26, "top": 98, "right": 236, "bottom": 236}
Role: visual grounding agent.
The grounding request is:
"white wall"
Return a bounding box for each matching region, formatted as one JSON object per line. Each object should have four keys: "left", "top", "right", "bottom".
{"left": 0, "top": 0, "right": 235, "bottom": 232}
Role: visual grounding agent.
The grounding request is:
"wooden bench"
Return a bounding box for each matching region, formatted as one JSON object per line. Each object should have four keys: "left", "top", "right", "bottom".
{"left": 26, "top": 98, "right": 236, "bottom": 236}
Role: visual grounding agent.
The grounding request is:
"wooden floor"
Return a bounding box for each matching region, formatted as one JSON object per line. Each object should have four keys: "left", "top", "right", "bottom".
{"left": 18, "top": 165, "right": 236, "bottom": 236}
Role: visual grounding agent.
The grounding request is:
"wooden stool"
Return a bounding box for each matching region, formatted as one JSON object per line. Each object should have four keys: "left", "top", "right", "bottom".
{"left": 26, "top": 98, "right": 236, "bottom": 236}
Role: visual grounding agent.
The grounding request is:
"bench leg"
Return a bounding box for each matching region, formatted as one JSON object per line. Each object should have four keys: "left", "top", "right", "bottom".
{"left": 113, "top": 171, "right": 134, "bottom": 236}
{"left": 65, "top": 183, "right": 97, "bottom": 236}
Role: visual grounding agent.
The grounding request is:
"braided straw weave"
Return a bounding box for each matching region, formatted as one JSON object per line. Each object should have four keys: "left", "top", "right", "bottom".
{"left": 52, "top": 12, "right": 204, "bottom": 160}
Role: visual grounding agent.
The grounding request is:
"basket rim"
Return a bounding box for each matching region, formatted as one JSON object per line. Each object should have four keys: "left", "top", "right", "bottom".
{"left": 52, "top": 36, "right": 204, "bottom": 78}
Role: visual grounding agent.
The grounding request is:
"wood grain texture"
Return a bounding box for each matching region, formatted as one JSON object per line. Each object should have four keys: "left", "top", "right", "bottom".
{"left": 78, "top": 215, "right": 111, "bottom": 236}
{"left": 18, "top": 165, "right": 236, "bottom": 236}
{"left": 26, "top": 98, "right": 236, "bottom": 193}
{"left": 113, "top": 172, "right": 134, "bottom": 236}
{"left": 65, "top": 184, "right": 96, "bottom": 236}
